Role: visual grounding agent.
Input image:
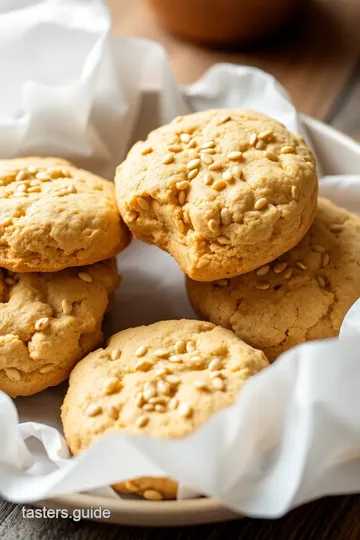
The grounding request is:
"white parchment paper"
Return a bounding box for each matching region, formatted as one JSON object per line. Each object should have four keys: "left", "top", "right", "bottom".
{"left": 1, "top": 0, "right": 360, "bottom": 518}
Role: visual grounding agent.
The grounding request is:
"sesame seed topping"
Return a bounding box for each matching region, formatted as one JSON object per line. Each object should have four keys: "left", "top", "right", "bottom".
{"left": 213, "top": 180, "right": 226, "bottom": 191}
{"left": 180, "top": 133, "right": 191, "bottom": 143}
{"left": 155, "top": 404, "right": 166, "bottom": 413}
{"left": 312, "top": 244, "right": 325, "bottom": 253}
{"left": 217, "top": 235, "right": 231, "bottom": 245}
{"left": 194, "top": 381, "right": 209, "bottom": 391}
{"left": 154, "top": 348, "right": 170, "bottom": 358}
{"left": 187, "top": 138, "right": 197, "bottom": 149}
{"left": 201, "top": 148, "right": 216, "bottom": 155}
{"left": 330, "top": 223, "right": 343, "bottom": 233}
{"left": 291, "top": 186, "right": 299, "bottom": 200}
{"left": 178, "top": 191, "right": 186, "bottom": 205}
{"left": 201, "top": 141, "right": 216, "bottom": 149}
{"left": 322, "top": 253, "right": 330, "bottom": 267}
{"left": 136, "top": 345, "right": 148, "bottom": 357}
{"left": 5, "top": 367, "right": 21, "bottom": 381}
{"left": 176, "top": 180, "right": 190, "bottom": 191}
{"left": 36, "top": 172, "right": 51, "bottom": 181}
{"left": 108, "top": 406, "right": 119, "bottom": 420}
{"left": 208, "top": 161, "right": 223, "bottom": 171}
{"left": 296, "top": 261, "right": 307, "bottom": 270}
{"left": 136, "top": 196, "right": 150, "bottom": 210}
{"left": 208, "top": 218, "right": 217, "bottom": 232}
{"left": 317, "top": 275, "right": 326, "bottom": 288}
{"left": 111, "top": 348, "right": 121, "bottom": 361}
{"left": 142, "top": 404, "right": 155, "bottom": 412}
{"left": 249, "top": 133, "right": 258, "bottom": 146}
{"left": 143, "top": 489, "right": 163, "bottom": 501}
{"left": 155, "top": 368, "right": 169, "bottom": 378}
{"left": 220, "top": 208, "right": 232, "bottom": 225}
{"left": 157, "top": 380, "right": 171, "bottom": 395}
{"left": 219, "top": 115, "right": 231, "bottom": 124}
{"left": 186, "top": 341, "right": 196, "bottom": 353}
{"left": 187, "top": 158, "right": 201, "bottom": 170}
{"left": 136, "top": 415, "right": 149, "bottom": 428}
{"left": 281, "top": 145, "right": 295, "bottom": 154}
{"left": 284, "top": 268, "right": 293, "bottom": 279}
{"left": 254, "top": 197, "right": 269, "bottom": 210}
{"left": 16, "top": 170, "right": 29, "bottom": 181}
{"left": 136, "top": 393, "right": 145, "bottom": 407}
{"left": 167, "top": 144, "right": 182, "bottom": 153}
{"left": 27, "top": 186, "right": 41, "bottom": 193}
{"left": 162, "top": 153, "right": 175, "bottom": 165}
{"left": 168, "top": 355, "right": 183, "bottom": 363}
{"left": 149, "top": 396, "right": 169, "bottom": 405}
{"left": 222, "top": 171, "right": 233, "bottom": 182}
{"left": 16, "top": 184, "right": 27, "bottom": 192}
{"left": 175, "top": 340, "right": 186, "bottom": 354}
{"left": 208, "top": 358, "right": 221, "bottom": 371}
{"left": 135, "top": 359, "right": 152, "bottom": 372}
{"left": 232, "top": 166, "right": 243, "bottom": 179}
{"left": 255, "top": 140, "right": 266, "bottom": 150}
{"left": 61, "top": 299, "right": 72, "bottom": 315}
{"left": 264, "top": 150, "right": 278, "bottom": 161}
{"left": 188, "top": 168, "right": 199, "bottom": 180}
{"left": 179, "top": 403, "right": 193, "bottom": 418}
{"left": 39, "top": 364, "right": 54, "bottom": 374}
{"left": 256, "top": 282, "right": 270, "bottom": 290}
{"left": 203, "top": 173, "right": 213, "bottom": 185}
{"left": 201, "top": 154, "right": 214, "bottom": 165}
{"left": 78, "top": 271, "right": 92, "bottom": 283}
{"left": 168, "top": 397, "right": 179, "bottom": 410}
{"left": 86, "top": 404, "right": 102, "bottom": 417}
{"left": 141, "top": 145, "right": 153, "bottom": 155}
{"left": 216, "top": 279, "right": 229, "bottom": 287}
{"left": 143, "top": 382, "right": 157, "bottom": 399}
{"left": 256, "top": 265, "right": 270, "bottom": 276}
{"left": 259, "top": 130, "right": 273, "bottom": 141}
{"left": 274, "top": 262, "right": 288, "bottom": 274}
{"left": 104, "top": 377, "right": 119, "bottom": 395}
{"left": 227, "top": 151, "right": 243, "bottom": 161}
{"left": 166, "top": 374, "right": 180, "bottom": 386}
{"left": 177, "top": 220, "right": 186, "bottom": 234}
{"left": 128, "top": 210, "right": 137, "bottom": 221}
{"left": 12, "top": 191, "right": 28, "bottom": 198}
{"left": 212, "top": 377, "right": 225, "bottom": 390}
{"left": 34, "top": 317, "right": 50, "bottom": 331}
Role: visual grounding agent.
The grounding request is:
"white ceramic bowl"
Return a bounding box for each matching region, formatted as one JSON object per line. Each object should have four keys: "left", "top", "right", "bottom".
{"left": 36, "top": 115, "right": 360, "bottom": 527}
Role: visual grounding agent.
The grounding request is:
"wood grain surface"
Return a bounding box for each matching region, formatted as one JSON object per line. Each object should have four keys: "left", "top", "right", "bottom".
{"left": 1, "top": 0, "right": 360, "bottom": 538}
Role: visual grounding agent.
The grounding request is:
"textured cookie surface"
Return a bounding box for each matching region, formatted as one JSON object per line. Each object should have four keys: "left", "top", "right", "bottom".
{"left": 61, "top": 319, "right": 268, "bottom": 499}
{"left": 115, "top": 109, "right": 317, "bottom": 281}
{"left": 0, "top": 157, "right": 130, "bottom": 272}
{"left": 0, "top": 259, "right": 119, "bottom": 397}
{"left": 187, "top": 198, "right": 360, "bottom": 361}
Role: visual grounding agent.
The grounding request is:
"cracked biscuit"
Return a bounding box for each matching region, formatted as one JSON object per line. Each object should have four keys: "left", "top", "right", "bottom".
{"left": 0, "top": 259, "right": 119, "bottom": 397}
{"left": 187, "top": 198, "right": 360, "bottom": 361}
{"left": 115, "top": 109, "right": 318, "bottom": 281}
{"left": 61, "top": 319, "right": 269, "bottom": 500}
{"left": 0, "top": 157, "right": 130, "bottom": 273}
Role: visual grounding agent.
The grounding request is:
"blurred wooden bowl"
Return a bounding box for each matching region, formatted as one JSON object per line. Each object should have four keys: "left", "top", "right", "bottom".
{"left": 146, "top": 0, "right": 298, "bottom": 45}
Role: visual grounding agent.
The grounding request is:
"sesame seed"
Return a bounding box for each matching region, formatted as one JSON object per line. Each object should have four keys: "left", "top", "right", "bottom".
{"left": 111, "top": 348, "right": 121, "bottom": 361}
{"left": 104, "top": 377, "right": 119, "bottom": 395}
{"left": 4, "top": 277, "right": 16, "bottom": 285}
{"left": 217, "top": 235, "right": 231, "bottom": 245}
{"left": 30, "top": 179, "right": 41, "bottom": 186}
{"left": 274, "top": 262, "right": 288, "bottom": 274}
{"left": 67, "top": 184, "right": 77, "bottom": 194}
{"left": 175, "top": 340, "right": 186, "bottom": 354}
{"left": 209, "top": 358, "right": 221, "bottom": 371}
{"left": 220, "top": 208, "right": 232, "bottom": 225}
{"left": 216, "top": 279, "right": 229, "bottom": 287}
{"left": 201, "top": 153, "right": 214, "bottom": 165}
{"left": 168, "top": 397, "right": 179, "bottom": 410}
{"left": 136, "top": 345, "right": 148, "bottom": 357}
{"left": 180, "top": 133, "right": 191, "bottom": 143}
{"left": 187, "top": 158, "right": 201, "bottom": 171}
{"left": 36, "top": 172, "right": 51, "bottom": 181}
{"left": 212, "top": 180, "right": 226, "bottom": 191}
{"left": 143, "top": 489, "right": 163, "bottom": 501}
{"left": 166, "top": 374, "right": 180, "bottom": 386}
{"left": 16, "top": 170, "right": 29, "bottom": 181}
{"left": 188, "top": 168, "right": 199, "bottom": 180}
{"left": 34, "top": 317, "right": 50, "bottom": 331}
{"left": 208, "top": 219, "right": 217, "bottom": 232}
{"left": 136, "top": 415, "right": 149, "bottom": 428}
{"left": 149, "top": 396, "right": 169, "bottom": 405}
{"left": 281, "top": 145, "right": 295, "bottom": 154}
{"left": 162, "top": 153, "right": 175, "bottom": 165}
{"left": 61, "top": 299, "right": 72, "bottom": 315}
{"left": 135, "top": 359, "right": 152, "bottom": 372}
{"left": 186, "top": 341, "right": 196, "bottom": 353}
{"left": 168, "top": 355, "right": 183, "bottom": 363}
{"left": 136, "top": 197, "right": 150, "bottom": 210}
{"left": 284, "top": 268, "right": 293, "bottom": 279}
{"left": 249, "top": 133, "right": 258, "bottom": 145}
{"left": 201, "top": 148, "right": 216, "bottom": 155}
{"left": 322, "top": 253, "right": 330, "bottom": 267}
{"left": 212, "top": 377, "right": 225, "bottom": 390}
{"left": 264, "top": 150, "right": 278, "bottom": 161}
{"left": 128, "top": 210, "right": 137, "bottom": 221}
{"left": 12, "top": 192, "right": 28, "bottom": 198}
{"left": 179, "top": 403, "right": 193, "bottom": 418}
{"left": 330, "top": 223, "right": 343, "bottom": 233}
{"left": 5, "top": 367, "right": 21, "bottom": 381}
{"left": 232, "top": 166, "right": 243, "bottom": 179}
{"left": 177, "top": 220, "right": 186, "bottom": 234}
{"left": 208, "top": 161, "right": 223, "bottom": 171}
{"left": 167, "top": 145, "right": 182, "bottom": 153}
{"left": 27, "top": 166, "right": 38, "bottom": 174}
{"left": 209, "top": 371, "right": 224, "bottom": 379}
{"left": 176, "top": 180, "right": 190, "bottom": 191}
{"left": 292, "top": 186, "right": 299, "bottom": 200}
{"left": 201, "top": 141, "right": 216, "bottom": 149}
{"left": 227, "top": 151, "right": 243, "bottom": 161}
{"left": 222, "top": 171, "right": 233, "bottom": 182}
{"left": 296, "top": 261, "right": 307, "bottom": 270}
{"left": 317, "top": 275, "right": 326, "bottom": 288}
{"left": 203, "top": 173, "right": 213, "bottom": 185}
{"left": 312, "top": 244, "right": 325, "bottom": 253}
{"left": 219, "top": 115, "right": 231, "bottom": 124}
{"left": 256, "top": 265, "right": 270, "bottom": 276}
{"left": 108, "top": 406, "right": 119, "bottom": 420}
{"left": 143, "top": 382, "right": 157, "bottom": 398}
{"left": 178, "top": 191, "right": 186, "bottom": 205}
{"left": 157, "top": 380, "right": 171, "bottom": 395}
{"left": 255, "top": 140, "right": 266, "bottom": 150}
{"left": 259, "top": 130, "right": 273, "bottom": 141}
{"left": 255, "top": 282, "right": 270, "bottom": 290}
{"left": 27, "top": 186, "right": 41, "bottom": 193}
{"left": 142, "top": 404, "right": 155, "bottom": 412}
{"left": 86, "top": 404, "right": 102, "bottom": 417}
{"left": 78, "top": 272, "right": 92, "bottom": 283}
{"left": 136, "top": 393, "right": 145, "bottom": 407}
{"left": 194, "top": 381, "right": 209, "bottom": 391}
{"left": 39, "top": 364, "right": 54, "bottom": 374}
{"left": 254, "top": 197, "right": 269, "bottom": 210}
{"left": 16, "top": 184, "right": 27, "bottom": 192}
{"left": 155, "top": 404, "right": 166, "bottom": 413}
{"left": 155, "top": 367, "right": 169, "bottom": 377}
{"left": 187, "top": 138, "right": 197, "bottom": 149}
{"left": 154, "top": 348, "right": 170, "bottom": 358}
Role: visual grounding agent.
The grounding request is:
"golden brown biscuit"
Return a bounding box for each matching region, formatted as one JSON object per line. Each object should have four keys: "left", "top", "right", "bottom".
{"left": 61, "top": 319, "right": 269, "bottom": 500}
{"left": 0, "top": 157, "right": 130, "bottom": 272}
{"left": 187, "top": 198, "right": 360, "bottom": 361}
{"left": 115, "top": 109, "right": 317, "bottom": 281}
{"left": 0, "top": 259, "right": 119, "bottom": 397}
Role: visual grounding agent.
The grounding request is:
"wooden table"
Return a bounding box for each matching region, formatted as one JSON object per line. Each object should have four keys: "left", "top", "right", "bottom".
{"left": 1, "top": 1, "right": 360, "bottom": 539}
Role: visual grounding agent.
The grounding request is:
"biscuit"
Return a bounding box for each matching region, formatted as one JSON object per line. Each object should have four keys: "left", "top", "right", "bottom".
{"left": 115, "top": 109, "right": 317, "bottom": 281}
{"left": 0, "top": 157, "right": 130, "bottom": 272}
{"left": 0, "top": 259, "right": 119, "bottom": 397}
{"left": 187, "top": 198, "right": 360, "bottom": 361}
{"left": 61, "top": 319, "right": 269, "bottom": 500}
